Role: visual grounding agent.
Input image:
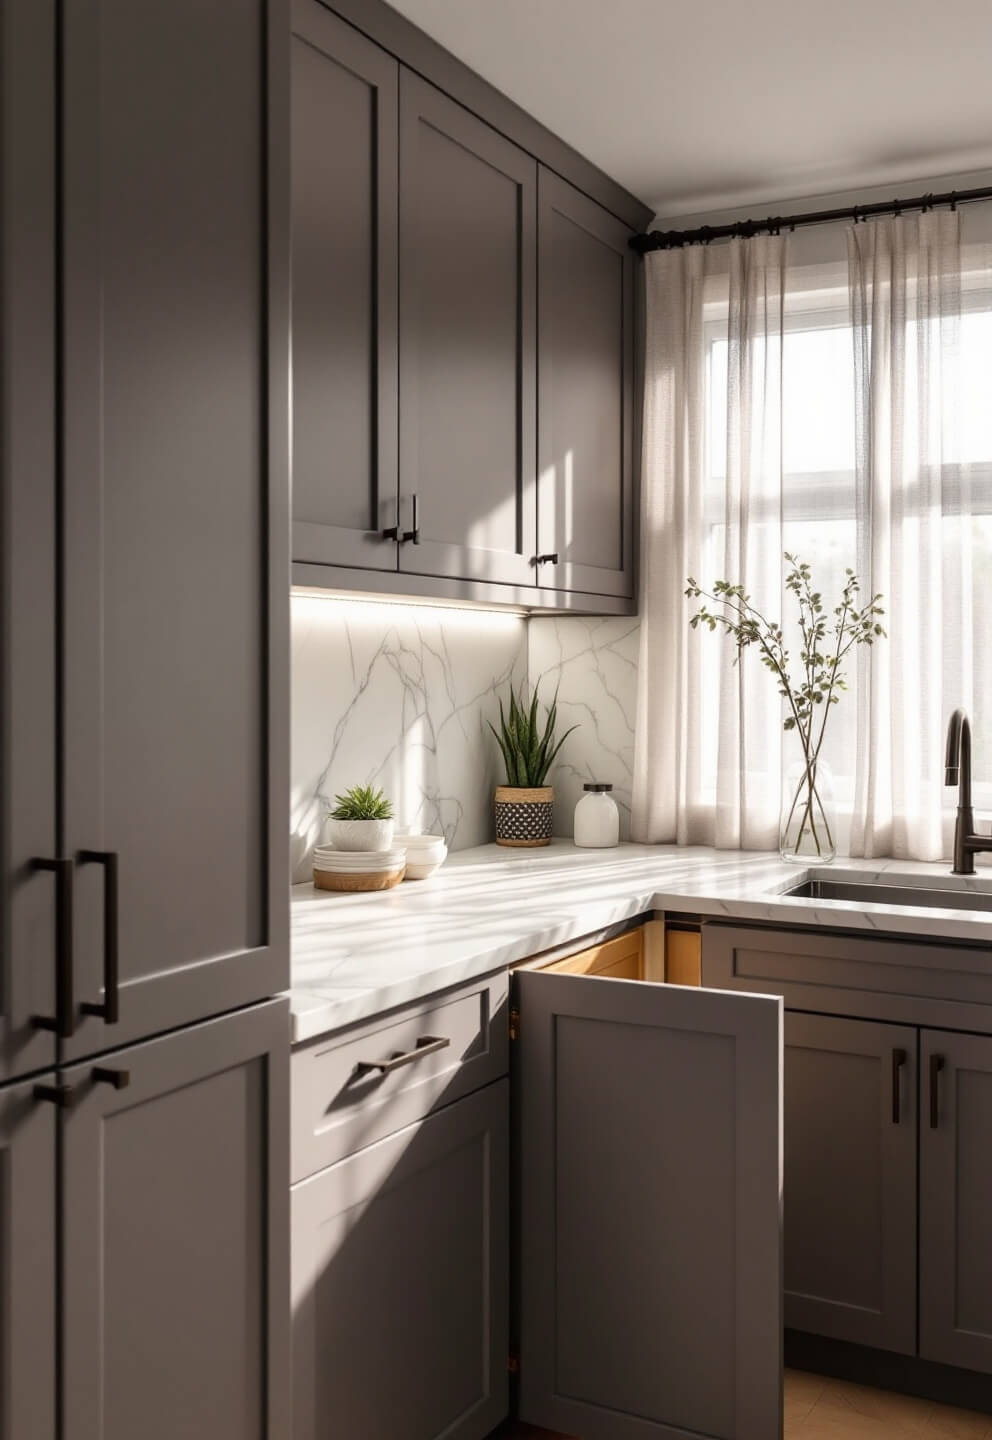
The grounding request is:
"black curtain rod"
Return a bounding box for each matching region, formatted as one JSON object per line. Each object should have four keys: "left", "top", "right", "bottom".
{"left": 629, "top": 183, "right": 992, "bottom": 254}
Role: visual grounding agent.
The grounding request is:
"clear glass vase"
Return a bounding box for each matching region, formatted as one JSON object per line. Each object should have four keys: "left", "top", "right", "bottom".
{"left": 780, "top": 753, "right": 837, "bottom": 863}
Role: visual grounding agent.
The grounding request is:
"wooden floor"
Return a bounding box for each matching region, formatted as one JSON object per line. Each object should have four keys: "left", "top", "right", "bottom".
{"left": 500, "top": 1369, "right": 992, "bottom": 1438}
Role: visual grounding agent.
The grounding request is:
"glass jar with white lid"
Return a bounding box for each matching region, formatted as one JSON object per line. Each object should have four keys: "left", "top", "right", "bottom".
{"left": 573, "top": 783, "right": 620, "bottom": 848}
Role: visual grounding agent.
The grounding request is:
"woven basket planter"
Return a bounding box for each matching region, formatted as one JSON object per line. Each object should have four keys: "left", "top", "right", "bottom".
{"left": 494, "top": 786, "right": 554, "bottom": 848}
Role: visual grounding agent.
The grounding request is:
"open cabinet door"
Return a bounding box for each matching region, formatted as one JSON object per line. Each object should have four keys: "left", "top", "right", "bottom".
{"left": 517, "top": 971, "right": 783, "bottom": 1440}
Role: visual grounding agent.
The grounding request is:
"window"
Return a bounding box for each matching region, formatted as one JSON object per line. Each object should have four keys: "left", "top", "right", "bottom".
{"left": 699, "top": 256, "right": 992, "bottom": 828}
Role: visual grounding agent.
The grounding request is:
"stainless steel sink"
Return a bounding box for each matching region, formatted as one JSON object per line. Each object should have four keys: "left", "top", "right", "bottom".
{"left": 784, "top": 877, "right": 992, "bottom": 912}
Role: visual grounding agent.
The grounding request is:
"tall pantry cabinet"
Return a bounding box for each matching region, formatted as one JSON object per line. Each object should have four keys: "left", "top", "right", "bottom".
{"left": 0, "top": 0, "right": 291, "bottom": 1434}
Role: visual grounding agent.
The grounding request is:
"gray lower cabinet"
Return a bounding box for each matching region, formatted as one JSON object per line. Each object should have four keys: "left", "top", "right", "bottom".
{"left": 59, "top": 0, "right": 289, "bottom": 1062}
{"left": 291, "top": 0, "right": 399, "bottom": 572}
{"left": 398, "top": 71, "right": 537, "bottom": 587}
{"left": 536, "top": 168, "right": 635, "bottom": 600}
{"left": 292, "top": 1079, "right": 509, "bottom": 1440}
{"left": 783, "top": 1013, "right": 917, "bottom": 1354}
{"left": 0, "top": 1076, "right": 56, "bottom": 1440}
{"left": 61, "top": 1000, "right": 290, "bottom": 1440}
{"left": 517, "top": 970, "right": 783, "bottom": 1439}
{"left": 920, "top": 1028, "right": 992, "bottom": 1374}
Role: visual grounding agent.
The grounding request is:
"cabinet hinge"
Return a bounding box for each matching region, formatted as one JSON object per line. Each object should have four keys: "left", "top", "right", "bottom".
{"left": 509, "top": 1006, "right": 520, "bottom": 1042}
{"left": 507, "top": 1349, "right": 520, "bottom": 1375}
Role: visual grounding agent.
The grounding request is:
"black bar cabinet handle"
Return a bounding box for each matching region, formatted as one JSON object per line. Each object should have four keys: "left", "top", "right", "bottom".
{"left": 78, "top": 850, "right": 120, "bottom": 1024}
{"left": 929, "top": 1053, "right": 945, "bottom": 1129}
{"left": 891, "top": 1047, "right": 907, "bottom": 1125}
{"left": 30, "top": 857, "right": 74, "bottom": 1038}
{"left": 401, "top": 493, "right": 420, "bottom": 545}
{"left": 533, "top": 552, "right": 559, "bottom": 566}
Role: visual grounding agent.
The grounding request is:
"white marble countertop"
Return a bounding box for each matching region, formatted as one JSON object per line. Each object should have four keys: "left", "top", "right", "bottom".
{"left": 289, "top": 840, "right": 992, "bottom": 1043}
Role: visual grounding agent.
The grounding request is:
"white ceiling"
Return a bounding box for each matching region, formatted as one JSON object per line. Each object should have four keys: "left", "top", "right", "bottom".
{"left": 387, "top": 0, "right": 992, "bottom": 219}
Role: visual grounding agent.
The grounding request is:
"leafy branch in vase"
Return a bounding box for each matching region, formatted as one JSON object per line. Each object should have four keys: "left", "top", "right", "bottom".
{"left": 685, "top": 555, "right": 886, "bottom": 858}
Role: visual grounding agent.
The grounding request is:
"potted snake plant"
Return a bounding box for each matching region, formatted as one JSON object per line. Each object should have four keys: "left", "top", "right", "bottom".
{"left": 326, "top": 784, "right": 395, "bottom": 852}
{"left": 488, "top": 682, "right": 577, "bottom": 847}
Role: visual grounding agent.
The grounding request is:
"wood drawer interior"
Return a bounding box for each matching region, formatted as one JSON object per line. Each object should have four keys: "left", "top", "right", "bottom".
{"left": 516, "top": 923, "right": 667, "bottom": 981}
{"left": 291, "top": 972, "right": 508, "bottom": 1182}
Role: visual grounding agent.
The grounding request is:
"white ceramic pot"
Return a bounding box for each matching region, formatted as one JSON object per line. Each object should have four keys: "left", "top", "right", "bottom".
{"left": 326, "top": 817, "right": 395, "bottom": 852}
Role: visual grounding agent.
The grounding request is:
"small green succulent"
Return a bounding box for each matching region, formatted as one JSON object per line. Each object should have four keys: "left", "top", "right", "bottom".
{"left": 330, "top": 784, "right": 394, "bottom": 821}
{"left": 488, "top": 681, "right": 577, "bottom": 788}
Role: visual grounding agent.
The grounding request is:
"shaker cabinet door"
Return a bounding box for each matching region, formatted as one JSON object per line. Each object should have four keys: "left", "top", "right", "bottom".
{"left": 920, "top": 1028, "right": 992, "bottom": 1375}
{"left": 783, "top": 1013, "right": 917, "bottom": 1354}
{"left": 291, "top": 0, "right": 400, "bottom": 572}
{"left": 292, "top": 1079, "right": 509, "bottom": 1440}
{"left": 0, "top": 1077, "right": 57, "bottom": 1440}
{"left": 60, "top": 0, "right": 289, "bottom": 1060}
{"left": 62, "top": 1000, "right": 290, "bottom": 1440}
{"left": 0, "top": 0, "right": 58, "bottom": 1080}
{"left": 517, "top": 971, "right": 783, "bottom": 1440}
{"left": 399, "top": 71, "right": 537, "bottom": 587}
{"left": 536, "top": 168, "right": 635, "bottom": 600}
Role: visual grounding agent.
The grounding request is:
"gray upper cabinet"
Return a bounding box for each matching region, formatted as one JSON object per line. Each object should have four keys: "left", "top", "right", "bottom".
{"left": 517, "top": 970, "right": 783, "bottom": 1439}
{"left": 0, "top": 0, "right": 58, "bottom": 1080}
{"left": 62, "top": 1000, "right": 290, "bottom": 1440}
{"left": 536, "top": 168, "right": 635, "bottom": 600}
{"left": 60, "top": 0, "right": 289, "bottom": 1061}
{"left": 291, "top": 0, "right": 399, "bottom": 572}
{"left": 292, "top": 1079, "right": 509, "bottom": 1440}
{"left": 783, "top": 1013, "right": 917, "bottom": 1354}
{"left": 398, "top": 71, "right": 537, "bottom": 587}
{"left": 920, "top": 1028, "right": 992, "bottom": 1374}
{"left": 0, "top": 1078, "right": 56, "bottom": 1440}
{"left": 288, "top": 7, "right": 647, "bottom": 610}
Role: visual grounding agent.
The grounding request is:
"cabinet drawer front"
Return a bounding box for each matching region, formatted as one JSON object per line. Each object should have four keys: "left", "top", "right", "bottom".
{"left": 291, "top": 971, "right": 508, "bottom": 1180}
{"left": 703, "top": 922, "right": 992, "bottom": 1029}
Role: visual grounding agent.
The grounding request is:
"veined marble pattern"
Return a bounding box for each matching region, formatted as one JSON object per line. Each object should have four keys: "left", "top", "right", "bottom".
{"left": 527, "top": 615, "right": 640, "bottom": 839}
{"left": 291, "top": 596, "right": 526, "bottom": 882}
{"left": 290, "top": 841, "right": 992, "bottom": 1040}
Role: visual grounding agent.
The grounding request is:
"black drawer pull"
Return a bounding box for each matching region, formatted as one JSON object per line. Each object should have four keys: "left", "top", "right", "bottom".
{"left": 92, "top": 1066, "right": 130, "bottom": 1090}
{"left": 78, "top": 850, "right": 120, "bottom": 1024}
{"left": 929, "top": 1053, "right": 945, "bottom": 1129}
{"left": 33, "top": 1081, "right": 79, "bottom": 1109}
{"left": 354, "top": 1034, "right": 450, "bottom": 1077}
{"left": 533, "top": 552, "right": 559, "bottom": 566}
{"left": 30, "top": 857, "right": 75, "bottom": 1038}
{"left": 891, "top": 1047, "right": 907, "bottom": 1125}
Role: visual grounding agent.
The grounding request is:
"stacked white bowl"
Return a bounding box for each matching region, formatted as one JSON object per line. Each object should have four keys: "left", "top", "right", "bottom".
{"left": 395, "top": 831, "right": 448, "bottom": 880}
{"left": 312, "top": 845, "right": 407, "bottom": 875}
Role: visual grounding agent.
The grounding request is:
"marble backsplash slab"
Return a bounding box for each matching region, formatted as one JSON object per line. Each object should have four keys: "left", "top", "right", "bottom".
{"left": 527, "top": 616, "right": 639, "bottom": 840}
{"left": 291, "top": 595, "right": 641, "bottom": 880}
{"left": 291, "top": 596, "right": 527, "bottom": 881}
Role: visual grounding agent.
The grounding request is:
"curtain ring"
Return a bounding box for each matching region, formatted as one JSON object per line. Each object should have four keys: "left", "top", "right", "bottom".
{"left": 950, "top": 191, "right": 958, "bottom": 212}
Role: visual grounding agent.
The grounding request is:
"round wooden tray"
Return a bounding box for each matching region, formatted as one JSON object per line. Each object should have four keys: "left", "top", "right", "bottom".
{"left": 313, "top": 865, "right": 405, "bottom": 893}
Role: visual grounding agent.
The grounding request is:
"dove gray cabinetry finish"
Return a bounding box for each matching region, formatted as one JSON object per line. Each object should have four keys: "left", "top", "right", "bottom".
{"left": 289, "top": 0, "right": 650, "bottom": 612}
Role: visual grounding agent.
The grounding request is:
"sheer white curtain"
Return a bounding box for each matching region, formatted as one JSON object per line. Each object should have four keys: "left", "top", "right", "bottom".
{"left": 632, "top": 207, "right": 986, "bottom": 860}
{"left": 632, "top": 236, "right": 787, "bottom": 848}
{"left": 848, "top": 211, "right": 964, "bottom": 860}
